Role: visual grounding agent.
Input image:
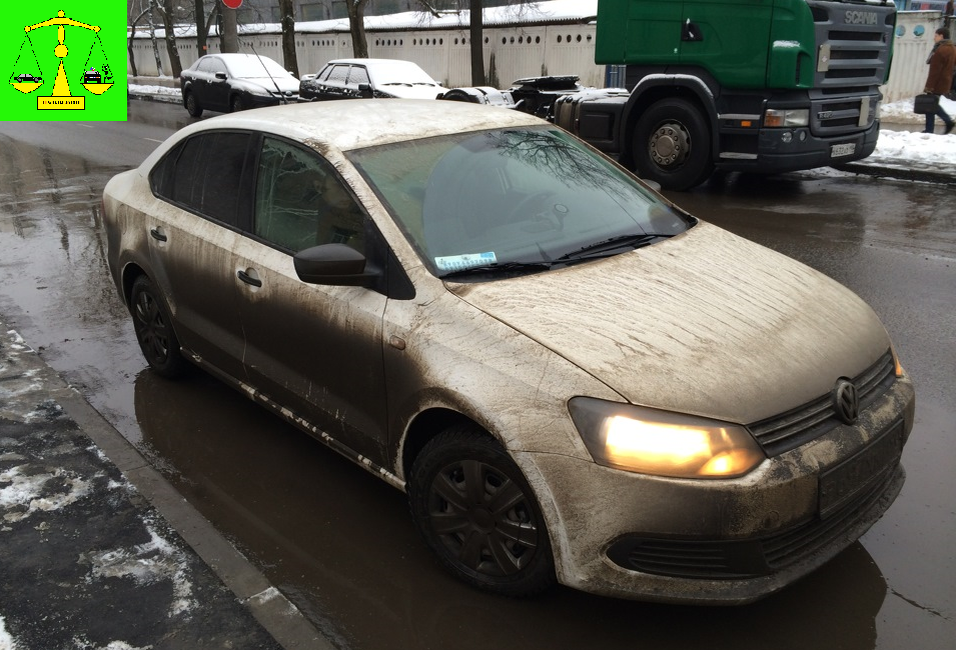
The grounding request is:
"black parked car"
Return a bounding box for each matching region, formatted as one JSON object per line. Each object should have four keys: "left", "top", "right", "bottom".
{"left": 180, "top": 53, "right": 299, "bottom": 117}
{"left": 299, "top": 58, "right": 447, "bottom": 102}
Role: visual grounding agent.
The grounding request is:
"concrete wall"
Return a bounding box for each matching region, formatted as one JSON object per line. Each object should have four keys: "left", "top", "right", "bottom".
{"left": 885, "top": 11, "right": 947, "bottom": 103}
{"left": 129, "top": 12, "right": 945, "bottom": 102}
{"left": 129, "top": 22, "right": 606, "bottom": 89}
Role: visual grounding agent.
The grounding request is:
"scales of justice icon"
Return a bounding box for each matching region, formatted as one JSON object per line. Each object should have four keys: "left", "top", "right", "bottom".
{"left": 9, "top": 9, "right": 114, "bottom": 110}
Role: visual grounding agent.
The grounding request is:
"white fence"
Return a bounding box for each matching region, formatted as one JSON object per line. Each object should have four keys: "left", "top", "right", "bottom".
{"left": 130, "top": 22, "right": 607, "bottom": 89}
{"left": 130, "top": 11, "right": 945, "bottom": 101}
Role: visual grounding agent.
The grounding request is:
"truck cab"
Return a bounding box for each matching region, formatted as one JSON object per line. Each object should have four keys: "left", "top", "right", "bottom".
{"left": 593, "top": 0, "right": 896, "bottom": 189}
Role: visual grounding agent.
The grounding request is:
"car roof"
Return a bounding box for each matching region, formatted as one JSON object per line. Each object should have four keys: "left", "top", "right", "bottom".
{"left": 143, "top": 100, "right": 546, "bottom": 168}
{"left": 204, "top": 53, "right": 274, "bottom": 62}
{"left": 324, "top": 58, "right": 420, "bottom": 67}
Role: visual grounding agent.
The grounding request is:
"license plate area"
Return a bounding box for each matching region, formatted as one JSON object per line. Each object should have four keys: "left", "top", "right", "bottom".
{"left": 819, "top": 420, "right": 903, "bottom": 519}
{"left": 830, "top": 142, "right": 856, "bottom": 158}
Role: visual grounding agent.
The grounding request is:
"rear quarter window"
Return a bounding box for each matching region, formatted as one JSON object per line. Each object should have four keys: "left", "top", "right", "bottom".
{"left": 148, "top": 131, "right": 253, "bottom": 228}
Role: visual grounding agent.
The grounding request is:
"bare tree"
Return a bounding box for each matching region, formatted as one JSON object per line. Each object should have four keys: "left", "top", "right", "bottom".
{"left": 194, "top": 0, "right": 207, "bottom": 56}
{"left": 347, "top": 0, "right": 370, "bottom": 58}
{"left": 279, "top": 0, "right": 299, "bottom": 76}
{"left": 157, "top": 0, "right": 183, "bottom": 77}
{"left": 417, "top": 1, "right": 539, "bottom": 86}
{"left": 469, "top": 0, "right": 483, "bottom": 85}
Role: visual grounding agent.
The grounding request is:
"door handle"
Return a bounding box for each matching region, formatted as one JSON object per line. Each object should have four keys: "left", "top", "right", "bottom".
{"left": 150, "top": 227, "right": 167, "bottom": 242}
{"left": 237, "top": 269, "right": 262, "bottom": 287}
{"left": 682, "top": 19, "right": 704, "bottom": 42}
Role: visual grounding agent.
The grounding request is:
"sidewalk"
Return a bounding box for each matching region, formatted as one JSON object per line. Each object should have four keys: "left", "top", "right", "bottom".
{"left": 0, "top": 322, "right": 332, "bottom": 650}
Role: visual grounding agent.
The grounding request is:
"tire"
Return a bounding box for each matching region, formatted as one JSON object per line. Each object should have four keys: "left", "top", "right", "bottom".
{"left": 184, "top": 91, "right": 203, "bottom": 117}
{"left": 408, "top": 425, "right": 555, "bottom": 597}
{"left": 130, "top": 276, "right": 188, "bottom": 379}
{"left": 631, "top": 97, "right": 714, "bottom": 191}
{"left": 230, "top": 94, "right": 244, "bottom": 112}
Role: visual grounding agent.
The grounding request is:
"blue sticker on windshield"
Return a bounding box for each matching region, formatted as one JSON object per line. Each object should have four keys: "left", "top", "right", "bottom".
{"left": 435, "top": 252, "right": 497, "bottom": 272}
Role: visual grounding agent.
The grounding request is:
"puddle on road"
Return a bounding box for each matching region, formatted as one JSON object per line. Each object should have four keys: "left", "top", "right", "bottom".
{"left": 0, "top": 134, "right": 146, "bottom": 445}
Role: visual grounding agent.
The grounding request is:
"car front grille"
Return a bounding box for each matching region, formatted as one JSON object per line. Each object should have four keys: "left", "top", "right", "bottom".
{"left": 747, "top": 350, "right": 896, "bottom": 457}
{"left": 605, "top": 421, "right": 904, "bottom": 580}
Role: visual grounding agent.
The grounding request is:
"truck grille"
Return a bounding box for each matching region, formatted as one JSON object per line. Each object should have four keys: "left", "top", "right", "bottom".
{"left": 807, "top": 0, "right": 894, "bottom": 135}
{"left": 748, "top": 351, "right": 896, "bottom": 457}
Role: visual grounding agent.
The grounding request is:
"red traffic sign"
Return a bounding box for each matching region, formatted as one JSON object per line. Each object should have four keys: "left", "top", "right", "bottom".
{"left": 223, "top": 0, "right": 242, "bottom": 8}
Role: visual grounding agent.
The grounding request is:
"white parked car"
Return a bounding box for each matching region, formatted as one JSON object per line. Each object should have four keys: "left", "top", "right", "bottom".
{"left": 299, "top": 58, "right": 447, "bottom": 101}
{"left": 103, "top": 100, "right": 914, "bottom": 604}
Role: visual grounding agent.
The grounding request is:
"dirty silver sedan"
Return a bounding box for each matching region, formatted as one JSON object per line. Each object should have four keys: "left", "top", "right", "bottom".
{"left": 103, "top": 100, "right": 915, "bottom": 604}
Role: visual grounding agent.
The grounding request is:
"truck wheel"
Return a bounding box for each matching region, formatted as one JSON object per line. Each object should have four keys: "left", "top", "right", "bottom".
{"left": 632, "top": 98, "right": 713, "bottom": 191}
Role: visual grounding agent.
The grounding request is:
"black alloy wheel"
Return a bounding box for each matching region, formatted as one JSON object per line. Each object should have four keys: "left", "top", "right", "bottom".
{"left": 130, "top": 276, "right": 188, "bottom": 379}
{"left": 409, "top": 425, "right": 555, "bottom": 596}
{"left": 184, "top": 91, "right": 203, "bottom": 117}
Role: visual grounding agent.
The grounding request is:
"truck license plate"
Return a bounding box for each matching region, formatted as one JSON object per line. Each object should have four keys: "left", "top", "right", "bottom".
{"left": 830, "top": 143, "right": 856, "bottom": 158}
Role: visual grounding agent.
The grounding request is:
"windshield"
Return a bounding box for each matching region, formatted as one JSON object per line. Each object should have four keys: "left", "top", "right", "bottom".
{"left": 368, "top": 62, "right": 439, "bottom": 86}
{"left": 348, "top": 126, "right": 694, "bottom": 278}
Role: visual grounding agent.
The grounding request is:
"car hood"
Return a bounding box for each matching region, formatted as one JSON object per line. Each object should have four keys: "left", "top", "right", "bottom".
{"left": 445, "top": 221, "right": 890, "bottom": 424}
{"left": 238, "top": 77, "right": 300, "bottom": 94}
{"left": 379, "top": 84, "right": 447, "bottom": 99}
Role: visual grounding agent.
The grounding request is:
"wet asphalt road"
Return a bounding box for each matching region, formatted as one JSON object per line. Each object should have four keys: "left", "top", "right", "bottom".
{"left": 0, "top": 101, "right": 953, "bottom": 650}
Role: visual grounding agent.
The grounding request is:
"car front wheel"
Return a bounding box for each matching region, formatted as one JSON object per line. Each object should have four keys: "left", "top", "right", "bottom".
{"left": 184, "top": 91, "right": 203, "bottom": 117}
{"left": 408, "top": 425, "right": 556, "bottom": 596}
{"left": 130, "top": 275, "right": 188, "bottom": 379}
{"left": 230, "top": 94, "right": 244, "bottom": 112}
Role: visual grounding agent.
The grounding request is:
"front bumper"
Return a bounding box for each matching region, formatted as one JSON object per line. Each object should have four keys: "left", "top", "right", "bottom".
{"left": 715, "top": 120, "right": 881, "bottom": 175}
{"left": 244, "top": 92, "right": 298, "bottom": 108}
{"left": 522, "top": 373, "right": 914, "bottom": 604}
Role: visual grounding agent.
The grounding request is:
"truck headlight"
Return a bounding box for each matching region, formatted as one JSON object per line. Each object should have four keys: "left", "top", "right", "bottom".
{"left": 764, "top": 108, "right": 809, "bottom": 128}
{"left": 568, "top": 398, "right": 765, "bottom": 479}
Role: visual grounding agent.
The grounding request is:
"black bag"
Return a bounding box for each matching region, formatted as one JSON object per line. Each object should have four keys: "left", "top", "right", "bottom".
{"left": 914, "top": 93, "right": 940, "bottom": 113}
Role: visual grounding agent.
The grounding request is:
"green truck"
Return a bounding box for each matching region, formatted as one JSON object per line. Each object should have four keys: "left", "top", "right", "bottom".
{"left": 446, "top": 0, "right": 897, "bottom": 190}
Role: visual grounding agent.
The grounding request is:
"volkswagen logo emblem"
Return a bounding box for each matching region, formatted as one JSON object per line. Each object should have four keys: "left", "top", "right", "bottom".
{"left": 832, "top": 379, "right": 860, "bottom": 425}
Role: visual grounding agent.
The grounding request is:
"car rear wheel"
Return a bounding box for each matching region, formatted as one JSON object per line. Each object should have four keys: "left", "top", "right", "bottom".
{"left": 408, "top": 425, "right": 555, "bottom": 596}
{"left": 130, "top": 276, "right": 188, "bottom": 379}
{"left": 184, "top": 91, "right": 203, "bottom": 117}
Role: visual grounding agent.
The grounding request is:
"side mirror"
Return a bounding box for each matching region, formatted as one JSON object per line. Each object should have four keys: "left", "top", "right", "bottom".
{"left": 293, "top": 243, "right": 380, "bottom": 287}
{"left": 358, "top": 83, "right": 373, "bottom": 99}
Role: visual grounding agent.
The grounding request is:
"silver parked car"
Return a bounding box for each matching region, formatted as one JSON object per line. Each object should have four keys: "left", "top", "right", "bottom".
{"left": 103, "top": 100, "right": 914, "bottom": 604}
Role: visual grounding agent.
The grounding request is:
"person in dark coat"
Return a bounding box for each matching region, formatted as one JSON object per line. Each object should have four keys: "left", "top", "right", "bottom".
{"left": 923, "top": 27, "right": 956, "bottom": 134}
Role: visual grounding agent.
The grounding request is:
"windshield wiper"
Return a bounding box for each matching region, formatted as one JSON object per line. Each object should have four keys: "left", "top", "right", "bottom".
{"left": 440, "top": 261, "right": 552, "bottom": 280}
{"left": 554, "top": 233, "right": 673, "bottom": 263}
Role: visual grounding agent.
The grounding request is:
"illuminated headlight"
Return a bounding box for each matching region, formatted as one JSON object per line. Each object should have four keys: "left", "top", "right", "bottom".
{"left": 764, "top": 108, "right": 809, "bottom": 128}
{"left": 568, "top": 398, "right": 765, "bottom": 479}
{"left": 890, "top": 342, "right": 904, "bottom": 377}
